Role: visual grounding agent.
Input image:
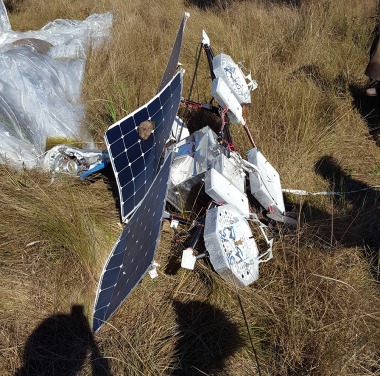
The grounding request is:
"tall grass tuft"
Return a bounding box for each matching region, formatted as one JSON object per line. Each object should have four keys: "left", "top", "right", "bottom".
{"left": 1, "top": 0, "right": 380, "bottom": 375}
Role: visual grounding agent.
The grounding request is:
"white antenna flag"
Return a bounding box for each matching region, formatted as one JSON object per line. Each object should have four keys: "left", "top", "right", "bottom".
{"left": 202, "top": 30, "right": 210, "bottom": 46}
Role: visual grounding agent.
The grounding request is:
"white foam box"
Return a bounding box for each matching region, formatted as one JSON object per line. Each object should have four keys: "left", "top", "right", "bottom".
{"left": 205, "top": 168, "right": 249, "bottom": 217}
{"left": 211, "top": 153, "right": 245, "bottom": 193}
{"left": 211, "top": 77, "right": 244, "bottom": 124}
{"left": 247, "top": 148, "right": 285, "bottom": 221}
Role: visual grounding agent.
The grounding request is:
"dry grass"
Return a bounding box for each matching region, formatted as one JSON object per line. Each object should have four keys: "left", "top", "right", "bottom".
{"left": 1, "top": 0, "right": 380, "bottom": 375}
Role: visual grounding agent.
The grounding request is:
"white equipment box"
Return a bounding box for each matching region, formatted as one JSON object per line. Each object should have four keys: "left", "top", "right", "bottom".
{"left": 247, "top": 148, "right": 285, "bottom": 222}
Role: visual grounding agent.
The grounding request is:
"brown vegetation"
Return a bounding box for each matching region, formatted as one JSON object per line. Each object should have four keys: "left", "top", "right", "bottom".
{"left": 1, "top": 0, "right": 379, "bottom": 375}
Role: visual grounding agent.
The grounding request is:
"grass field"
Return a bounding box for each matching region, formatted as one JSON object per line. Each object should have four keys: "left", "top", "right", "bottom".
{"left": 1, "top": 0, "right": 380, "bottom": 375}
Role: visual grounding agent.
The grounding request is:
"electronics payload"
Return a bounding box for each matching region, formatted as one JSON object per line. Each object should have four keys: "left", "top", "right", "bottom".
{"left": 42, "top": 12, "right": 295, "bottom": 332}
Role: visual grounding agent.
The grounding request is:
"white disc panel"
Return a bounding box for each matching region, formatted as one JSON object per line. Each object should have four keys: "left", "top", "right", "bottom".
{"left": 204, "top": 204, "right": 259, "bottom": 286}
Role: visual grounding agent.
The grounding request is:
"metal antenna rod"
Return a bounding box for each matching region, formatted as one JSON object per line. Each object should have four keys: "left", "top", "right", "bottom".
{"left": 188, "top": 43, "right": 203, "bottom": 101}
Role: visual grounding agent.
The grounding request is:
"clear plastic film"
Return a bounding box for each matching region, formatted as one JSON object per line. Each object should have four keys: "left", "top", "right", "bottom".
{"left": 0, "top": 1, "right": 112, "bottom": 168}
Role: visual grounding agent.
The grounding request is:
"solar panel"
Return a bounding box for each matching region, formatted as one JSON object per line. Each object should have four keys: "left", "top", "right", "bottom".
{"left": 157, "top": 12, "right": 189, "bottom": 92}
{"left": 93, "top": 151, "right": 173, "bottom": 333}
{"left": 105, "top": 71, "right": 182, "bottom": 222}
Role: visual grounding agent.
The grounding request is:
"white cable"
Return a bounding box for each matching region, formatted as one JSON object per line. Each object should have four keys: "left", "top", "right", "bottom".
{"left": 283, "top": 186, "right": 380, "bottom": 196}
{"left": 17, "top": 150, "right": 48, "bottom": 163}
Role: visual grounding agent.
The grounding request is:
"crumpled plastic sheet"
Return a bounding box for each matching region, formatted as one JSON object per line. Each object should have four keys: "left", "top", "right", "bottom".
{"left": 0, "top": 2, "right": 112, "bottom": 168}
{"left": 0, "top": 0, "right": 10, "bottom": 32}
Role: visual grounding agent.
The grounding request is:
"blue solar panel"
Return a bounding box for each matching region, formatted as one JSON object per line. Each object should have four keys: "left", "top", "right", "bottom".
{"left": 105, "top": 71, "right": 182, "bottom": 222}
{"left": 93, "top": 152, "right": 173, "bottom": 333}
{"left": 157, "top": 12, "right": 189, "bottom": 92}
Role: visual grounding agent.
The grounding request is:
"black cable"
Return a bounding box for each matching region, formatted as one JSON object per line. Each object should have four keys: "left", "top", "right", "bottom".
{"left": 224, "top": 123, "right": 233, "bottom": 144}
{"left": 179, "top": 42, "right": 203, "bottom": 141}
{"left": 204, "top": 44, "right": 216, "bottom": 80}
{"left": 227, "top": 257, "right": 263, "bottom": 376}
{"left": 188, "top": 42, "right": 202, "bottom": 101}
{"left": 236, "top": 292, "right": 263, "bottom": 376}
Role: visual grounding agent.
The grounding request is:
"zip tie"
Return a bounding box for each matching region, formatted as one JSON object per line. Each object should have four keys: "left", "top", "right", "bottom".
{"left": 283, "top": 186, "right": 380, "bottom": 196}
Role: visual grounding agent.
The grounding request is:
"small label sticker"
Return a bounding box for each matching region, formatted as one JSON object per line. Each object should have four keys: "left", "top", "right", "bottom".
{"left": 170, "top": 219, "right": 179, "bottom": 229}
{"left": 148, "top": 260, "right": 160, "bottom": 279}
{"left": 148, "top": 268, "right": 158, "bottom": 279}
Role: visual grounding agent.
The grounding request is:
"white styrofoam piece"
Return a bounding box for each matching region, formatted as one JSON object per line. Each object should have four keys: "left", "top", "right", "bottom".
{"left": 204, "top": 204, "right": 259, "bottom": 286}
{"left": 205, "top": 168, "right": 249, "bottom": 217}
{"left": 211, "top": 77, "right": 244, "bottom": 124}
{"left": 247, "top": 148, "right": 285, "bottom": 221}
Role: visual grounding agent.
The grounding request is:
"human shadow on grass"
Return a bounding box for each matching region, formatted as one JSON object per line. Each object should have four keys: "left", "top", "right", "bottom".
{"left": 184, "top": 0, "right": 301, "bottom": 10}
{"left": 292, "top": 64, "right": 347, "bottom": 94}
{"left": 4, "top": 0, "right": 23, "bottom": 13}
{"left": 183, "top": 0, "right": 234, "bottom": 10}
{"left": 281, "top": 155, "right": 379, "bottom": 282}
{"left": 171, "top": 300, "right": 243, "bottom": 375}
{"left": 314, "top": 155, "right": 380, "bottom": 277}
{"left": 349, "top": 83, "right": 380, "bottom": 147}
{"left": 265, "top": 0, "right": 302, "bottom": 7}
{"left": 15, "top": 305, "right": 111, "bottom": 376}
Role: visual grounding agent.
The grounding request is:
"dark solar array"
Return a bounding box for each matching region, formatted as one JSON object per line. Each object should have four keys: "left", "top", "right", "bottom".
{"left": 93, "top": 152, "right": 173, "bottom": 333}
{"left": 105, "top": 71, "right": 182, "bottom": 222}
{"left": 157, "top": 12, "right": 188, "bottom": 93}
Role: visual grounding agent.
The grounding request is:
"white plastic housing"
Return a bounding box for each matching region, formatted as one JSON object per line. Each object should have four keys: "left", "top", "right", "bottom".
{"left": 213, "top": 53, "right": 251, "bottom": 104}
{"left": 247, "top": 148, "right": 285, "bottom": 221}
{"left": 170, "top": 116, "right": 190, "bottom": 142}
{"left": 205, "top": 168, "right": 249, "bottom": 217}
{"left": 211, "top": 153, "right": 245, "bottom": 193}
{"left": 204, "top": 204, "right": 259, "bottom": 286}
{"left": 212, "top": 77, "right": 244, "bottom": 124}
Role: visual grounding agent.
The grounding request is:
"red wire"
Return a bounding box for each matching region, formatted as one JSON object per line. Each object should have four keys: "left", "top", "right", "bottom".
{"left": 181, "top": 99, "right": 202, "bottom": 109}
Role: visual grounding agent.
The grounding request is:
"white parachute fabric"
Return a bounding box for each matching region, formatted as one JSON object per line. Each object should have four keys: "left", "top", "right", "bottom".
{"left": 0, "top": 3, "right": 112, "bottom": 168}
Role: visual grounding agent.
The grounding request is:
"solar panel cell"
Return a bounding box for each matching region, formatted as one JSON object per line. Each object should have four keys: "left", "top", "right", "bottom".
{"left": 93, "top": 152, "right": 173, "bottom": 332}
{"left": 118, "top": 167, "right": 133, "bottom": 188}
{"left": 160, "top": 85, "right": 172, "bottom": 107}
{"left": 126, "top": 141, "right": 142, "bottom": 162}
{"left": 147, "top": 98, "right": 161, "bottom": 117}
{"left": 150, "top": 110, "right": 164, "bottom": 132}
{"left": 119, "top": 117, "right": 135, "bottom": 137}
{"left": 106, "top": 125, "right": 122, "bottom": 144}
{"left": 158, "top": 12, "right": 189, "bottom": 92}
{"left": 110, "top": 138, "right": 125, "bottom": 157}
{"left": 113, "top": 153, "right": 128, "bottom": 173}
{"left": 133, "top": 107, "right": 149, "bottom": 127}
{"left": 140, "top": 135, "right": 154, "bottom": 153}
{"left": 105, "top": 71, "right": 182, "bottom": 222}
